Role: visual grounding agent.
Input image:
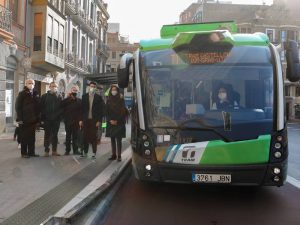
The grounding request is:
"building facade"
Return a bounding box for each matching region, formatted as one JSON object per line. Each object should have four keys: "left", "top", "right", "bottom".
{"left": 58, "top": 0, "right": 109, "bottom": 96}
{"left": 0, "top": 0, "right": 110, "bottom": 134}
{"left": 0, "top": 0, "right": 28, "bottom": 133}
{"left": 106, "top": 23, "right": 139, "bottom": 73}
{"left": 179, "top": 0, "right": 300, "bottom": 120}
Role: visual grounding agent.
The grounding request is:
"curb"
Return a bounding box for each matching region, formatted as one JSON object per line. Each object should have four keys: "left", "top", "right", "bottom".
{"left": 41, "top": 146, "right": 132, "bottom": 225}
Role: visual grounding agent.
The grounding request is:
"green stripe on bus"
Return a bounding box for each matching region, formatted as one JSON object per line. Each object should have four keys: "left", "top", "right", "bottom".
{"left": 199, "top": 135, "right": 271, "bottom": 165}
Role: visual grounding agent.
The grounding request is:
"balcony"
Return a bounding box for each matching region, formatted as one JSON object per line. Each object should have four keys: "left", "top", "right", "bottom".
{"left": 65, "top": 0, "right": 76, "bottom": 15}
{"left": 97, "top": 41, "right": 109, "bottom": 58}
{"left": 71, "top": 7, "right": 98, "bottom": 39}
{"left": 0, "top": 4, "right": 14, "bottom": 44}
{"left": 95, "top": 0, "right": 109, "bottom": 19}
{"left": 65, "top": 52, "right": 89, "bottom": 74}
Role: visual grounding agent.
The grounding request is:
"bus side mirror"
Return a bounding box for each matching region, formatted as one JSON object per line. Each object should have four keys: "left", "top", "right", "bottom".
{"left": 118, "top": 53, "right": 133, "bottom": 88}
{"left": 286, "top": 40, "right": 300, "bottom": 82}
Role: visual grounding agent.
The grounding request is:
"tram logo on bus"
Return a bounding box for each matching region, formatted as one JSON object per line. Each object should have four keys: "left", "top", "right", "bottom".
{"left": 182, "top": 147, "right": 196, "bottom": 162}
{"left": 170, "top": 142, "right": 208, "bottom": 165}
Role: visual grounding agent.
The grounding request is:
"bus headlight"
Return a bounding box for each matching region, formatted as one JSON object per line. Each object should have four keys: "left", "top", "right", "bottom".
{"left": 274, "top": 151, "right": 282, "bottom": 158}
{"left": 273, "top": 176, "right": 280, "bottom": 182}
{"left": 273, "top": 168, "right": 281, "bottom": 175}
{"left": 145, "top": 164, "right": 152, "bottom": 171}
{"left": 144, "top": 141, "right": 150, "bottom": 147}
{"left": 142, "top": 135, "right": 148, "bottom": 140}
{"left": 276, "top": 136, "right": 283, "bottom": 142}
{"left": 274, "top": 143, "right": 281, "bottom": 149}
{"left": 144, "top": 149, "right": 151, "bottom": 156}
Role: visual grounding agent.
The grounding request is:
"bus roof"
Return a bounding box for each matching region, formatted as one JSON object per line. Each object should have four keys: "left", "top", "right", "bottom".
{"left": 140, "top": 22, "right": 270, "bottom": 52}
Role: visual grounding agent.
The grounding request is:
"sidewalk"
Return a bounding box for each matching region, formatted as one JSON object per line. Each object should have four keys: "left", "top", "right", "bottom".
{"left": 0, "top": 127, "right": 113, "bottom": 224}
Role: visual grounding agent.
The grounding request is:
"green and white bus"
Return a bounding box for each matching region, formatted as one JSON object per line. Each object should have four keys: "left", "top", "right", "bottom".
{"left": 118, "top": 21, "right": 300, "bottom": 186}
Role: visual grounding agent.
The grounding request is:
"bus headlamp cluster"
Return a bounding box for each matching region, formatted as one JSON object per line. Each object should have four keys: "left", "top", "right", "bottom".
{"left": 144, "top": 141, "right": 150, "bottom": 147}
{"left": 274, "top": 151, "right": 282, "bottom": 159}
{"left": 274, "top": 142, "right": 281, "bottom": 149}
{"left": 144, "top": 149, "right": 151, "bottom": 156}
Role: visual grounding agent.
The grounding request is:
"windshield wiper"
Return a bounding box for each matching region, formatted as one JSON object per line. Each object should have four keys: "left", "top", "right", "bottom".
{"left": 150, "top": 118, "right": 232, "bottom": 142}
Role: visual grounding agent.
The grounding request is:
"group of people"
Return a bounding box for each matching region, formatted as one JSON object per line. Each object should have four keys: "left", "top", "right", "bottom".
{"left": 15, "top": 79, "right": 128, "bottom": 161}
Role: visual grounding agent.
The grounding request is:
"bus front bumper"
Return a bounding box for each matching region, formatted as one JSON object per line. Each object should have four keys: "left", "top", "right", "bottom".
{"left": 132, "top": 156, "right": 287, "bottom": 187}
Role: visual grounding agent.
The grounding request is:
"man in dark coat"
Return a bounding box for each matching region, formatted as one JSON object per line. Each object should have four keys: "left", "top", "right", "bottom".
{"left": 15, "top": 79, "right": 40, "bottom": 158}
{"left": 61, "top": 85, "right": 82, "bottom": 155}
{"left": 79, "top": 82, "right": 105, "bottom": 159}
{"left": 40, "top": 82, "right": 63, "bottom": 156}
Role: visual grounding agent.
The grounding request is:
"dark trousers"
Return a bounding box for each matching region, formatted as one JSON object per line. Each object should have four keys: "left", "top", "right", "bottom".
{"left": 44, "top": 120, "right": 60, "bottom": 152}
{"left": 83, "top": 119, "right": 98, "bottom": 154}
{"left": 111, "top": 137, "right": 122, "bottom": 157}
{"left": 20, "top": 124, "right": 36, "bottom": 156}
{"left": 65, "top": 122, "right": 79, "bottom": 153}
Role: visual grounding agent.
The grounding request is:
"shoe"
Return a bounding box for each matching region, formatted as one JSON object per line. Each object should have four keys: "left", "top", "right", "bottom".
{"left": 29, "top": 154, "right": 39, "bottom": 157}
{"left": 108, "top": 155, "right": 117, "bottom": 160}
{"left": 64, "top": 152, "right": 70, "bottom": 155}
{"left": 80, "top": 153, "right": 87, "bottom": 158}
{"left": 52, "top": 152, "right": 61, "bottom": 156}
{"left": 117, "top": 157, "right": 122, "bottom": 162}
{"left": 91, "top": 154, "right": 96, "bottom": 159}
{"left": 18, "top": 144, "right": 21, "bottom": 149}
{"left": 44, "top": 152, "right": 49, "bottom": 157}
{"left": 21, "top": 155, "right": 30, "bottom": 158}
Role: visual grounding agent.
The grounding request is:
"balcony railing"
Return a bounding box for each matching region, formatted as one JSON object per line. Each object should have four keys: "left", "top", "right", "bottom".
{"left": 97, "top": 41, "right": 109, "bottom": 58}
{"left": 0, "top": 4, "right": 12, "bottom": 32}
{"left": 65, "top": 0, "right": 76, "bottom": 15}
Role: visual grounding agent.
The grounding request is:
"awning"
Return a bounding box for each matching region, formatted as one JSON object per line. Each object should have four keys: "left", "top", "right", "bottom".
{"left": 85, "top": 72, "right": 118, "bottom": 85}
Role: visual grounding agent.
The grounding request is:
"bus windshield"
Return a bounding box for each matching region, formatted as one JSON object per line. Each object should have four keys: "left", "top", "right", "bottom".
{"left": 141, "top": 46, "right": 274, "bottom": 142}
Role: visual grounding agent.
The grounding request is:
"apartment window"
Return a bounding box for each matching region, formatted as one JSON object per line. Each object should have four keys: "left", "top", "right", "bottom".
{"left": 10, "top": 0, "right": 18, "bottom": 23}
{"left": 47, "top": 15, "right": 53, "bottom": 53}
{"left": 112, "top": 51, "right": 116, "bottom": 59}
{"left": 59, "top": 24, "right": 64, "bottom": 58}
{"left": 89, "top": 43, "right": 92, "bottom": 64}
{"left": 72, "top": 29, "right": 77, "bottom": 54}
{"left": 90, "top": 3, "right": 94, "bottom": 20}
{"left": 285, "top": 86, "right": 290, "bottom": 97}
{"left": 34, "top": 13, "right": 43, "bottom": 51}
{"left": 296, "top": 86, "right": 300, "bottom": 97}
{"left": 266, "top": 29, "right": 275, "bottom": 42}
{"left": 287, "top": 30, "right": 297, "bottom": 41}
{"left": 53, "top": 20, "right": 59, "bottom": 56}
{"left": 241, "top": 28, "right": 247, "bottom": 33}
{"left": 81, "top": 36, "right": 86, "bottom": 61}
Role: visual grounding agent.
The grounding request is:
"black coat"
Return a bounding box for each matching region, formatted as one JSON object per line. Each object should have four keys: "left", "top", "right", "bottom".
{"left": 81, "top": 93, "right": 105, "bottom": 122}
{"left": 15, "top": 88, "right": 40, "bottom": 124}
{"left": 40, "top": 91, "right": 63, "bottom": 121}
{"left": 61, "top": 96, "right": 82, "bottom": 125}
{"left": 105, "top": 96, "right": 126, "bottom": 138}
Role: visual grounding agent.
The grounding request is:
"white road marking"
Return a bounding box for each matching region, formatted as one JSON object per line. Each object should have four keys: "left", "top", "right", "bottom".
{"left": 72, "top": 156, "right": 81, "bottom": 165}
{"left": 287, "top": 175, "right": 300, "bottom": 189}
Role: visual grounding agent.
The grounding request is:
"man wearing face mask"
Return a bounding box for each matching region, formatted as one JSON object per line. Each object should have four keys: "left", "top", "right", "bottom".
{"left": 15, "top": 79, "right": 40, "bottom": 158}
{"left": 40, "top": 82, "right": 63, "bottom": 156}
{"left": 79, "top": 82, "right": 105, "bottom": 159}
{"left": 61, "top": 85, "right": 82, "bottom": 155}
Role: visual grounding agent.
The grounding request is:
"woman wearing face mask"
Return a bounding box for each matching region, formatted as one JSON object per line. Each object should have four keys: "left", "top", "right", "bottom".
{"left": 106, "top": 85, "right": 127, "bottom": 161}
{"left": 212, "top": 85, "right": 239, "bottom": 110}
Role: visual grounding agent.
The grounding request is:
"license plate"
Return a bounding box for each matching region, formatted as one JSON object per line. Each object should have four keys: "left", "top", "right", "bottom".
{"left": 192, "top": 173, "right": 231, "bottom": 183}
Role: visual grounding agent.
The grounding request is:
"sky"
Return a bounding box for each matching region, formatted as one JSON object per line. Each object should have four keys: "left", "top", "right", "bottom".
{"left": 104, "top": 0, "right": 273, "bottom": 43}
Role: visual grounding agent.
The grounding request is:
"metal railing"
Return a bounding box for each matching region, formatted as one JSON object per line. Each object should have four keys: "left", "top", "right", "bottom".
{"left": 0, "top": 4, "right": 12, "bottom": 32}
